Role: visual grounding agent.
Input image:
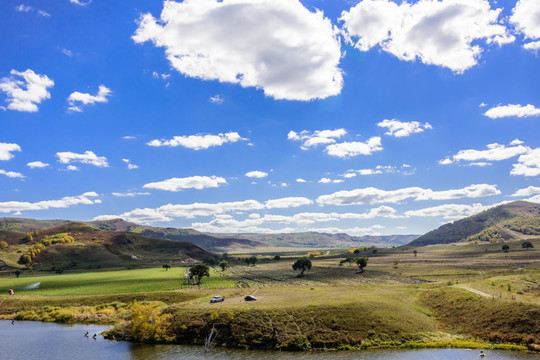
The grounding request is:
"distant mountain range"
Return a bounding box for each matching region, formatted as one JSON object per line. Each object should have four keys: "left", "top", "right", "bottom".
{"left": 409, "top": 201, "right": 540, "bottom": 246}
{"left": 0, "top": 217, "right": 419, "bottom": 252}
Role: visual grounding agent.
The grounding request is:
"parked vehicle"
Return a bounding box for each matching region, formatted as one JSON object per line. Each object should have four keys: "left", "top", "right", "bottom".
{"left": 244, "top": 295, "right": 257, "bottom": 301}
{"left": 210, "top": 296, "right": 225, "bottom": 303}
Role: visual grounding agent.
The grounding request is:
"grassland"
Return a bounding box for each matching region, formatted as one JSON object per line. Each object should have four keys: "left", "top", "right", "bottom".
{"left": 0, "top": 237, "right": 539, "bottom": 351}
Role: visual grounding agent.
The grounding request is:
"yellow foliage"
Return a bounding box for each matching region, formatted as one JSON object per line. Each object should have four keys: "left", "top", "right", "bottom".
{"left": 129, "top": 302, "right": 172, "bottom": 342}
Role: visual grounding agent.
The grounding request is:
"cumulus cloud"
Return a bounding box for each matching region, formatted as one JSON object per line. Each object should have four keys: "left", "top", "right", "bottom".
{"left": 511, "top": 186, "right": 540, "bottom": 197}
{"left": 0, "top": 169, "right": 24, "bottom": 179}
{"left": 143, "top": 175, "right": 227, "bottom": 191}
{"left": 296, "top": 178, "right": 307, "bottom": 183}
{"left": 122, "top": 158, "right": 138, "bottom": 170}
{"left": 316, "top": 184, "right": 500, "bottom": 206}
{"left": 484, "top": 104, "right": 540, "bottom": 119}
{"left": 70, "top": 0, "right": 92, "bottom": 6}
{"left": 0, "top": 192, "right": 100, "bottom": 214}
{"left": 377, "top": 119, "right": 432, "bottom": 137}
{"left": 27, "top": 161, "right": 49, "bottom": 168}
{"left": 325, "top": 137, "right": 382, "bottom": 158}
{"left": 56, "top": 151, "right": 109, "bottom": 167}
{"left": 340, "top": 0, "right": 513, "bottom": 73}
{"left": 0, "top": 143, "right": 21, "bottom": 161}
{"left": 288, "top": 129, "right": 347, "bottom": 149}
{"left": 67, "top": 85, "right": 111, "bottom": 112}
{"left": 147, "top": 132, "right": 245, "bottom": 150}
{"left": 318, "top": 178, "right": 343, "bottom": 184}
{"left": 209, "top": 95, "right": 224, "bottom": 104}
{"left": 112, "top": 192, "right": 150, "bottom": 197}
{"left": 66, "top": 165, "right": 78, "bottom": 171}
{"left": 265, "top": 197, "right": 312, "bottom": 209}
{"left": 404, "top": 202, "right": 489, "bottom": 219}
{"left": 132, "top": 0, "right": 343, "bottom": 101}
{"left": 0, "top": 69, "right": 54, "bottom": 112}
{"left": 246, "top": 171, "right": 268, "bottom": 178}
{"left": 440, "top": 140, "right": 529, "bottom": 165}
{"left": 343, "top": 165, "right": 399, "bottom": 177}
{"left": 510, "top": 0, "right": 540, "bottom": 51}
{"left": 511, "top": 148, "right": 540, "bottom": 176}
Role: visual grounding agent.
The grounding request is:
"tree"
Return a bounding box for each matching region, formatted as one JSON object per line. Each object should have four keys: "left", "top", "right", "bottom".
{"left": 245, "top": 256, "right": 258, "bottom": 266}
{"left": 203, "top": 255, "right": 220, "bottom": 267}
{"left": 24, "top": 232, "right": 33, "bottom": 242}
{"left": 522, "top": 241, "right": 534, "bottom": 249}
{"left": 502, "top": 243, "right": 510, "bottom": 253}
{"left": 162, "top": 263, "right": 171, "bottom": 271}
{"left": 14, "top": 270, "right": 21, "bottom": 278}
{"left": 292, "top": 257, "right": 312, "bottom": 277}
{"left": 413, "top": 250, "right": 417, "bottom": 257}
{"left": 393, "top": 259, "right": 400, "bottom": 269}
{"left": 356, "top": 257, "right": 368, "bottom": 272}
{"left": 274, "top": 255, "right": 281, "bottom": 261}
{"left": 218, "top": 260, "right": 230, "bottom": 271}
{"left": 353, "top": 249, "right": 360, "bottom": 254}
{"left": 0, "top": 241, "right": 7, "bottom": 250}
{"left": 189, "top": 264, "right": 210, "bottom": 285}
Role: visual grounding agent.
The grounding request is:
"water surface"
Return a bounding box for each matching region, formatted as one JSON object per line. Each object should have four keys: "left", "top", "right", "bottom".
{"left": 1, "top": 321, "right": 537, "bottom": 360}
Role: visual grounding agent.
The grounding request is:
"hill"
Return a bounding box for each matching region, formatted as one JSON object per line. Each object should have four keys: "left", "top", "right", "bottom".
{"left": 409, "top": 201, "right": 540, "bottom": 246}
{"left": 0, "top": 222, "right": 211, "bottom": 271}
{"left": 218, "top": 232, "right": 419, "bottom": 248}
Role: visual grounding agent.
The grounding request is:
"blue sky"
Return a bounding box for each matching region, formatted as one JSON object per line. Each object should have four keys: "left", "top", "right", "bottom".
{"left": 1, "top": 0, "right": 539, "bottom": 236}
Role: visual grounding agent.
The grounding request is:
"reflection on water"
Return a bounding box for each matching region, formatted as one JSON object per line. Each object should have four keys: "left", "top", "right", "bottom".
{"left": 0, "top": 321, "right": 538, "bottom": 360}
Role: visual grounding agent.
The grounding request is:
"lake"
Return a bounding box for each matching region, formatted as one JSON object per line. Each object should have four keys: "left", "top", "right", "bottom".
{"left": 0, "top": 321, "right": 537, "bottom": 360}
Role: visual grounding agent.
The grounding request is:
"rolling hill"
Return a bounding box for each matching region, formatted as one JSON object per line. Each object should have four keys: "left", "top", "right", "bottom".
{"left": 408, "top": 201, "right": 540, "bottom": 246}
{"left": 0, "top": 222, "right": 211, "bottom": 271}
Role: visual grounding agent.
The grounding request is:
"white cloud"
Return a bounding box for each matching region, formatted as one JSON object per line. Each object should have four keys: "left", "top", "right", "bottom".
{"left": 56, "top": 151, "right": 109, "bottom": 167}
{"left": 245, "top": 170, "right": 268, "bottom": 178}
{"left": 318, "top": 177, "right": 342, "bottom": 184}
{"left": 0, "top": 69, "right": 54, "bottom": 112}
{"left": 404, "top": 203, "right": 489, "bottom": 219}
{"left": 511, "top": 186, "right": 540, "bottom": 197}
{"left": 288, "top": 129, "right": 347, "bottom": 149}
{"left": 0, "top": 143, "right": 21, "bottom": 161}
{"left": 0, "top": 192, "right": 100, "bottom": 214}
{"left": 209, "top": 95, "right": 224, "bottom": 104}
{"left": 143, "top": 175, "right": 227, "bottom": 191}
{"left": 15, "top": 5, "right": 33, "bottom": 12}
{"left": 343, "top": 165, "right": 398, "bottom": 177}
{"left": 316, "top": 184, "right": 500, "bottom": 206}
{"left": 441, "top": 140, "right": 529, "bottom": 164}
{"left": 67, "top": 85, "right": 111, "bottom": 112}
{"left": 484, "top": 104, "right": 540, "bottom": 119}
{"left": 265, "top": 197, "right": 312, "bottom": 209}
{"left": 340, "top": 0, "right": 513, "bottom": 73}
{"left": 122, "top": 158, "right": 139, "bottom": 170}
{"left": 94, "top": 208, "right": 172, "bottom": 224}
{"left": 133, "top": 0, "right": 343, "bottom": 101}
{"left": 377, "top": 119, "right": 432, "bottom": 137}
{"left": 70, "top": 0, "right": 92, "bottom": 6}
{"left": 66, "top": 165, "right": 79, "bottom": 171}
{"left": 511, "top": 148, "right": 540, "bottom": 176}
{"left": 510, "top": 0, "right": 540, "bottom": 51}
{"left": 304, "top": 225, "right": 383, "bottom": 236}
{"left": 296, "top": 178, "right": 307, "bottom": 183}
{"left": 325, "top": 137, "right": 382, "bottom": 158}
{"left": 27, "top": 161, "right": 49, "bottom": 168}
{"left": 147, "top": 132, "right": 245, "bottom": 149}
{"left": 122, "top": 135, "right": 136, "bottom": 140}
{"left": 0, "top": 169, "right": 24, "bottom": 179}
{"left": 111, "top": 192, "right": 150, "bottom": 197}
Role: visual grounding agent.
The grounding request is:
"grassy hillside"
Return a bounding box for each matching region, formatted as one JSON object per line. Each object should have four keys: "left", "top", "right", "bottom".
{"left": 0, "top": 222, "right": 212, "bottom": 271}
{"left": 409, "top": 201, "right": 540, "bottom": 246}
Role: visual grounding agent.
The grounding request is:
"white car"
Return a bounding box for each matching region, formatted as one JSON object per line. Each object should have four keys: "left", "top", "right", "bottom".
{"left": 210, "top": 296, "right": 225, "bottom": 303}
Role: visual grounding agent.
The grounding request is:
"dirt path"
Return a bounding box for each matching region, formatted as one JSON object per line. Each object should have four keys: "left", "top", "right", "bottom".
{"left": 455, "top": 284, "right": 492, "bottom": 298}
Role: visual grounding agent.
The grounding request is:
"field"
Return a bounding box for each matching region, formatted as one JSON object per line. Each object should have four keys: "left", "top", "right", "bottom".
{"left": 0, "top": 237, "right": 539, "bottom": 351}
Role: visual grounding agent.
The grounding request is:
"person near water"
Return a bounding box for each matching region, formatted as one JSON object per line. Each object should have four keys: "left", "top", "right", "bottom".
{"left": 480, "top": 350, "right": 486, "bottom": 357}
{"left": 11, "top": 320, "right": 14, "bottom": 325}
